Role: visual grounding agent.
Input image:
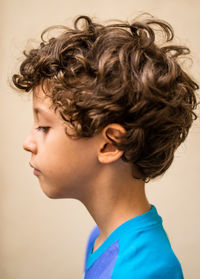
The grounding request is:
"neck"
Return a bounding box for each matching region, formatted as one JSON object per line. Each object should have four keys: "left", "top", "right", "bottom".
{"left": 80, "top": 160, "right": 151, "bottom": 251}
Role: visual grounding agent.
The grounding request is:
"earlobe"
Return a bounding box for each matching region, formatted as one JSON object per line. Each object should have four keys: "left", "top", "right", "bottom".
{"left": 97, "top": 124, "right": 126, "bottom": 164}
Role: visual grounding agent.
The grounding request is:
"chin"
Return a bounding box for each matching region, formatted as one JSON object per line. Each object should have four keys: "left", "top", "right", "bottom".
{"left": 39, "top": 181, "right": 79, "bottom": 199}
{"left": 40, "top": 183, "right": 63, "bottom": 199}
{"left": 43, "top": 189, "right": 61, "bottom": 199}
{"left": 41, "top": 186, "right": 76, "bottom": 199}
{"left": 45, "top": 192, "right": 61, "bottom": 199}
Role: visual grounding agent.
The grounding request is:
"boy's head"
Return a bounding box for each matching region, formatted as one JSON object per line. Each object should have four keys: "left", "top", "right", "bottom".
{"left": 23, "top": 85, "right": 118, "bottom": 199}
{"left": 13, "top": 14, "right": 199, "bottom": 183}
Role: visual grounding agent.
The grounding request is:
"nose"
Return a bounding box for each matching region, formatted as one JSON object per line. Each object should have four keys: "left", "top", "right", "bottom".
{"left": 23, "top": 131, "right": 37, "bottom": 154}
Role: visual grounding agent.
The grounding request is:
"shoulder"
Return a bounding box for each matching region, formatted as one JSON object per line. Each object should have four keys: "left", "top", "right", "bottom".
{"left": 113, "top": 223, "right": 184, "bottom": 278}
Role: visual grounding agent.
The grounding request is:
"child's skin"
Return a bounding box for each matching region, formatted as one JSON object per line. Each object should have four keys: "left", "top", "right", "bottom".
{"left": 24, "top": 85, "right": 151, "bottom": 252}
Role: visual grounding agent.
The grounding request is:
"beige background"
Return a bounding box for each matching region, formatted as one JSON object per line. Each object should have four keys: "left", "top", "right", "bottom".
{"left": 1, "top": 0, "right": 200, "bottom": 278}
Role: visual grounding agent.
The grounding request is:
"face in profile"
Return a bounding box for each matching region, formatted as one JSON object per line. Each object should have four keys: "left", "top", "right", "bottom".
{"left": 23, "top": 85, "right": 100, "bottom": 200}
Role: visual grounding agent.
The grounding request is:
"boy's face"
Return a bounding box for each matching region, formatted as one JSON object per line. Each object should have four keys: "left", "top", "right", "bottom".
{"left": 23, "top": 85, "right": 99, "bottom": 199}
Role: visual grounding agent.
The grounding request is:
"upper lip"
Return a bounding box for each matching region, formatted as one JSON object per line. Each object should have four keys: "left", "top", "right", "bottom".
{"left": 29, "top": 162, "right": 40, "bottom": 171}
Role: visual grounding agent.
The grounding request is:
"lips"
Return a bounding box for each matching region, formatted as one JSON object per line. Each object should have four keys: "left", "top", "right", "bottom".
{"left": 33, "top": 169, "right": 41, "bottom": 176}
{"left": 29, "top": 162, "right": 41, "bottom": 176}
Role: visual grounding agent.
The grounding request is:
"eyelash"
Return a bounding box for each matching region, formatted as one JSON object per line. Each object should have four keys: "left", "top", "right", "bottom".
{"left": 36, "top": 126, "right": 50, "bottom": 133}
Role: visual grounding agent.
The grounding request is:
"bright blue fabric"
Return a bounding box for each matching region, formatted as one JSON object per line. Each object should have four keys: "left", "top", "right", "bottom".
{"left": 83, "top": 205, "right": 184, "bottom": 279}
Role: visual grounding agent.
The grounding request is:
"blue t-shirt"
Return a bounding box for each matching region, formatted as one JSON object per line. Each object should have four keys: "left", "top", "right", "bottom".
{"left": 83, "top": 205, "right": 184, "bottom": 279}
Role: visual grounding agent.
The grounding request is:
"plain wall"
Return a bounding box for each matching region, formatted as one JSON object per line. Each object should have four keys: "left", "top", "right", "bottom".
{"left": 1, "top": 0, "right": 200, "bottom": 278}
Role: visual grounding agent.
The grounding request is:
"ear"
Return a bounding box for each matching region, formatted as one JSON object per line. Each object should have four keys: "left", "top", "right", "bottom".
{"left": 97, "top": 123, "right": 126, "bottom": 164}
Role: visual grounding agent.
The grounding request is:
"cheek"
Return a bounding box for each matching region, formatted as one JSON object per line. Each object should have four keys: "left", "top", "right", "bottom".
{"left": 45, "top": 149, "right": 95, "bottom": 185}
{"left": 40, "top": 150, "right": 77, "bottom": 181}
{"left": 39, "top": 135, "right": 98, "bottom": 183}
{"left": 37, "top": 145, "right": 99, "bottom": 199}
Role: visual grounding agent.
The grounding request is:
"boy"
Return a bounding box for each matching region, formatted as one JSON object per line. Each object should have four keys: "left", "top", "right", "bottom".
{"left": 12, "top": 14, "right": 198, "bottom": 278}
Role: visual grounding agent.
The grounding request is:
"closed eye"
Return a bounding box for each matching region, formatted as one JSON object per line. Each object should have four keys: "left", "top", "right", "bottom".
{"left": 36, "top": 126, "right": 50, "bottom": 133}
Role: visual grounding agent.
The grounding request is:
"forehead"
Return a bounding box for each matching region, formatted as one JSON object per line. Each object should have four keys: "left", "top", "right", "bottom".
{"left": 32, "top": 85, "right": 60, "bottom": 123}
{"left": 32, "top": 85, "right": 68, "bottom": 125}
{"left": 33, "top": 85, "right": 54, "bottom": 110}
{"left": 33, "top": 85, "right": 51, "bottom": 102}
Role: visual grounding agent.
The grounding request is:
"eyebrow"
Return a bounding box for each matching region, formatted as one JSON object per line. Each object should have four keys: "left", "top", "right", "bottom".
{"left": 33, "top": 107, "right": 51, "bottom": 121}
{"left": 33, "top": 107, "right": 48, "bottom": 115}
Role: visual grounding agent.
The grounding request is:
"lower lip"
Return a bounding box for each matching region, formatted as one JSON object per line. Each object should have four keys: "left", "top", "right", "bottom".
{"left": 33, "top": 169, "right": 41, "bottom": 176}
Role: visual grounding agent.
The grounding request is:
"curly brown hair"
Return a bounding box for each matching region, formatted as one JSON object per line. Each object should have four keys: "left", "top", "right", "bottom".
{"left": 12, "top": 14, "right": 199, "bottom": 182}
